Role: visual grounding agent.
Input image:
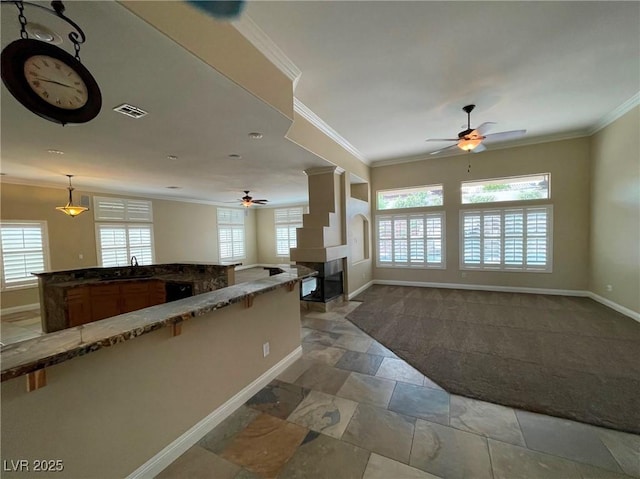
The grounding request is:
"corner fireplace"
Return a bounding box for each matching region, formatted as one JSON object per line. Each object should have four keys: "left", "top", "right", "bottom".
{"left": 298, "top": 259, "right": 344, "bottom": 303}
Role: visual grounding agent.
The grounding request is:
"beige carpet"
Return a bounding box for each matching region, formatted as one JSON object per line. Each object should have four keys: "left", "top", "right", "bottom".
{"left": 347, "top": 285, "right": 640, "bottom": 434}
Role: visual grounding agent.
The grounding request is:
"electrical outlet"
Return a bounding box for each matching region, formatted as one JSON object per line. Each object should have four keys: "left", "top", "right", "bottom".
{"left": 605, "top": 284, "right": 613, "bottom": 292}
{"left": 262, "top": 341, "right": 270, "bottom": 358}
{"left": 79, "top": 253, "right": 84, "bottom": 260}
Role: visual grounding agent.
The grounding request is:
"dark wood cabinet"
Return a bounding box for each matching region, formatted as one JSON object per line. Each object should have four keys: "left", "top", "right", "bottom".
{"left": 90, "top": 284, "right": 121, "bottom": 322}
{"left": 149, "top": 280, "right": 166, "bottom": 306}
{"left": 121, "top": 282, "right": 152, "bottom": 313}
{"left": 66, "top": 286, "right": 91, "bottom": 327}
{"left": 63, "top": 280, "right": 171, "bottom": 327}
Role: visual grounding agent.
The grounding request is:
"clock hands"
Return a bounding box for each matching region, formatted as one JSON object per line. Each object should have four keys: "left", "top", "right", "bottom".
{"left": 33, "top": 75, "right": 75, "bottom": 89}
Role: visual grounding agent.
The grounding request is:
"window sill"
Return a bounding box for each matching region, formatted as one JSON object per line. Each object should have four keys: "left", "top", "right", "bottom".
{"left": 376, "top": 264, "right": 446, "bottom": 270}
{"left": 460, "top": 266, "right": 552, "bottom": 273}
{"left": 1, "top": 283, "right": 39, "bottom": 292}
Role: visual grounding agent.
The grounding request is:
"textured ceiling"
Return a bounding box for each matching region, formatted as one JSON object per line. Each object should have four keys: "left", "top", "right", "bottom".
{"left": 1, "top": 1, "right": 638, "bottom": 204}
{"left": 1, "top": 1, "right": 328, "bottom": 205}
{"left": 245, "top": 1, "right": 640, "bottom": 162}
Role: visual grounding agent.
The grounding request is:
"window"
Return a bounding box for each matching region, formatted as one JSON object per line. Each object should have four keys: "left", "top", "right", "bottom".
{"left": 275, "top": 207, "right": 303, "bottom": 256}
{"left": 94, "top": 196, "right": 154, "bottom": 267}
{"left": 460, "top": 206, "right": 553, "bottom": 272}
{"left": 377, "top": 185, "right": 443, "bottom": 210}
{"left": 377, "top": 213, "right": 445, "bottom": 268}
{"left": 94, "top": 196, "right": 153, "bottom": 221}
{"left": 96, "top": 224, "right": 154, "bottom": 267}
{"left": 461, "top": 174, "right": 550, "bottom": 204}
{"left": 218, "top": 209, "right": 245, "bottom": 261}
{"left": 0, "top": 221, "right": 49, "bottom": 289}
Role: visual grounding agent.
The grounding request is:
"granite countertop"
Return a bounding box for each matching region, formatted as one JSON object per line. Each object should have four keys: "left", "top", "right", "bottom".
{"left": 49, "top": 274, "right": 201, "bottom": 288}
{"left": 1, "top": 266, "right": 316, "bottom": 382}
{"left": 33, "top": 262, "right": 240, "bottom": 278}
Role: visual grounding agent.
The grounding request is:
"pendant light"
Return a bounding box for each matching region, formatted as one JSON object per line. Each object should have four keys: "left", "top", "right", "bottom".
{"left": 56, "top": 174, "right": 88, "bottom": 217}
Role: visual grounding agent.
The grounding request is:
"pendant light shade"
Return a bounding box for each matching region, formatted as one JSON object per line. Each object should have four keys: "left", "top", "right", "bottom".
{"left": 56, "top": 175, "right": 88, "bottom": 217}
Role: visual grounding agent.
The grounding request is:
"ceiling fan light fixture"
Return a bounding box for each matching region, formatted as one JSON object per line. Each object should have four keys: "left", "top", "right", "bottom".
{"left": 241, "top": 199, "right": 253, "bottom": 208}
{"left": 458, "top": 137, "right": 483, "bottom": 151}
{"left": 56, "top": 175, "right": 89, "bottom": 218}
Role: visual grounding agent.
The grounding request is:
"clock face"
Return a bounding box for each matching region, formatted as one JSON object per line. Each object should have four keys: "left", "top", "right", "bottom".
{"left": 23, "top": 55, "right": 88, "bottom": 110}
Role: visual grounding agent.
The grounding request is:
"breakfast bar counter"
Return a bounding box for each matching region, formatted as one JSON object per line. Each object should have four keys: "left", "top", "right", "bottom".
{"left": 1, "top": 265, "right": 316, "bottom": 382}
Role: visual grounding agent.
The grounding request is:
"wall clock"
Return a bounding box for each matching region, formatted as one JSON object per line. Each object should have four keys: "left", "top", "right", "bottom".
{"left": 1, "top": 38, "right": 101, "bottom": 125}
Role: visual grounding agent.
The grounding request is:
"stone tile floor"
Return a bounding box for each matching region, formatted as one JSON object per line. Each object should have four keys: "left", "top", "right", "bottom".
{"left": 155, "top": 301, "right": 639, "bottom": 478}
{"left": 0, "top": 309, "right": 43, "bottom": 346}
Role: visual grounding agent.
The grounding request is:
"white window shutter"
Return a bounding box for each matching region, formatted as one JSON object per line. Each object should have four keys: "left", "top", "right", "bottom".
{"left": 1, "top": 222, "right": 49, "bottom": 287}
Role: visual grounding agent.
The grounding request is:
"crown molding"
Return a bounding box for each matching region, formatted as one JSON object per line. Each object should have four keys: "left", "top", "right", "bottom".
{"left": 294, "top": 98, "right": 370, "bottom": 166}
{"left": 231, "top": 13, "right": 302, "bottom": 88}
{"left": 588, "top": 92, "right": 640, "bottom": 136}
{"left": 371, "top": 130, "right": 590, "bottom": 168}
{"left": 304, "top": 166, "right": 345, "bottom": 176}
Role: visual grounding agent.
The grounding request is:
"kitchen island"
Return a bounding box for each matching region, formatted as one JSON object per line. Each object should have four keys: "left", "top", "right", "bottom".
{"left": 1, "top": 265, "right": 315, "bottom": 478}
{"left": 35, "top": 263, "right": 239, "bottom": 333}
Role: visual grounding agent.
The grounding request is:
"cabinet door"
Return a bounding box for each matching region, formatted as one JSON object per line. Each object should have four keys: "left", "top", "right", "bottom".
{"left": 120, "top": 282, "right": 151, "bottom": 313}
{"left": 66, "top": 286, "right": 91, "bottom": 327}
{"left": 148, "top": 280, "right": 166, "bottom": 306}
{"left": 90, "top": 284, "right": 121, "bottom": 321}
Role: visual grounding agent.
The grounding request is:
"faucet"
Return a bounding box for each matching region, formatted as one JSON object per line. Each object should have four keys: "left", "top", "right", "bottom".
{"left": 130, "top": 256, "right": 139, "bottom": 267}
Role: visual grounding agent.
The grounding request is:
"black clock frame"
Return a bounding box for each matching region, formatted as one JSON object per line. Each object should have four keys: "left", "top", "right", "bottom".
{"left": 1, "top": 39, "right": 101, "bottom": 125}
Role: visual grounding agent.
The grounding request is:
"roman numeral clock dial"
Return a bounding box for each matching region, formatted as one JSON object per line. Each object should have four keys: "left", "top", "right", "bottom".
{"left": 1, "top": 39, "right": 101, "bottom": 125}
{"left": 25, "top": 55, "right": 88, "bottom": 109}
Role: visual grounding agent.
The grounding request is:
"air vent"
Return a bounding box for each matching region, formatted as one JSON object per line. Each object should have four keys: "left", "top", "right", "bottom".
{"left": 113, "top": 103, "right": 148, "bottom": 119}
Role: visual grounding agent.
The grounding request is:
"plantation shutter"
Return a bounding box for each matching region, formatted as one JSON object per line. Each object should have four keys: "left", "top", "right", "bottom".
{"left": 461, "top": 206, "right": 551, "bottom": 271}
{"left": 97, "top": 224, "right": 153, "bottom": 267}
{"left": 218, "top": 209, "right": 245, "bottom": 261}
{"left": 275, "top": 207, "right": 303, "bottom": 256}
{"left": 0, "top": 222, "right": 48, "bottom": 287}
{"left": 376, "top": 213, "right": 444, "bottom": 268}
{"left": 94, "top": 197, "right": 152, "bottom": 222}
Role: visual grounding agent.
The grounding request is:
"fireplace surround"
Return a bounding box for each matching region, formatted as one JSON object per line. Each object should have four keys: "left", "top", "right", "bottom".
{"left": 298, "top": 259, "right": 344, "bottom": 303}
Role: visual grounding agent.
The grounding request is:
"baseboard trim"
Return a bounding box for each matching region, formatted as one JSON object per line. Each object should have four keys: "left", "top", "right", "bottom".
{"left": 126, "top": 345, "right": 303, "bottom": 479}
{"left": 348, "top": 281, "right": 374, "bottom": 300}
{"left": 0, "top": 303, "right": 40, "bottom": 316}
{"left": 372, "top": 280, "right": 589, "bottom": 297}
{"left": 588, "top": 292, "right": 640, "bottom": 323}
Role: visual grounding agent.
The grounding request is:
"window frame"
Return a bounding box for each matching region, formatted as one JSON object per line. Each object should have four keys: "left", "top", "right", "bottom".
{"left": 217, "top": 208, "right": 246, "bottom": 262}
{"left": 460, "top": 173, "right": 551, "bottom": 205}
{"left": 376, "top": 212, "right": 446, "bottom": 269}
{"left": 274, "top": 207, "right": 304, "bottom": 257}
{"left": 0, "top": 220, "right": 50, "bottom": 290}
{"left": 95, "top": 223, "right": 155, "bottom": 267}
{"left": 459, "top": 205, "right": 553, "bottom": 273}
{"left": 376, "top": 184, "right": 444, "bottom": 211}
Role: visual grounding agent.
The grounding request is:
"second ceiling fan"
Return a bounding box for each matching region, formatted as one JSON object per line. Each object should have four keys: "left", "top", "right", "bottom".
{"left": 427, "top": 104, "right": 526, "bottom": 155}
{"left": 237, "top": 191, "right": 269, "bottom": 208}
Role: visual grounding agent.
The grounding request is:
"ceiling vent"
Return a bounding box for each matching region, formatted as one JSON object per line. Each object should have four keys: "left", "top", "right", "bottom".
{"left": 113, "top": 103, "right": 148, "bottom": 119}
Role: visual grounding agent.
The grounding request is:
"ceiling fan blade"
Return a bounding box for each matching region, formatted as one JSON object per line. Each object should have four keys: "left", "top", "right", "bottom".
{"left": 483, "top": 129, "right": 526, "bottom": 142}
{"left": 426, "top": 138, "right": 459, "bottom": 142}
{"left": 252, "top": 200, "right": 268, "bottom": 204}
{"left": 430, "top": 144, "right": 459, "bottom": 155}
{"left": 475, "top": 122, "right": 496, "bottom": 135}
{"left": 471, "top": 143, "right": 487, "bottom": 153}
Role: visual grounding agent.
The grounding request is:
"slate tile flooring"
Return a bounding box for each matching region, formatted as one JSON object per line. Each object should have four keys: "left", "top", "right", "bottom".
{"left": 157, "top": 302, "right": 640, "bottom": 479}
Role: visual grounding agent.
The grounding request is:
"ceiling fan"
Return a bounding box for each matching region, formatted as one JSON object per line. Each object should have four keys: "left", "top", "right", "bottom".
{"left": 236, "top": 191, "right": 269, "bottom": 208}
{"left": 426, "top": 104, "right": 526, "bottom": 155}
